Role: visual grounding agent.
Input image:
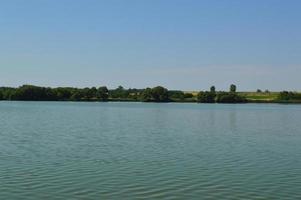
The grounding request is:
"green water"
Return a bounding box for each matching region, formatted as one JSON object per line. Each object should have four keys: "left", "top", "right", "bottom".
{"left": 0, "top": 102, "right": 301, "bottom": 199}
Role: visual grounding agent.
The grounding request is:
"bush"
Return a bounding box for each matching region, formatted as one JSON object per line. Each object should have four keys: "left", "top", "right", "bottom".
{"left": 216, "top": 92, "right": 246, "bottom": 103}
{"left": 197, "top": 91, "right": 215, "bottom": 103}
{"left": 184, "top": 93, "right": 193, "bottom": 98}
{"left": 141, "top": 86, "right": 169, "bottom": 102}
{"left": 169, "top": 91, "right": 185, "bottom": 100}
{"left": 278, "top": 91, "right": 301, "bottom": 101}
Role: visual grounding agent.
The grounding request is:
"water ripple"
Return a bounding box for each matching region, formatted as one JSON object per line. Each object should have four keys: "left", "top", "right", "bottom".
{"left": 1, "top": 102, "right": 301, "bottom": 199}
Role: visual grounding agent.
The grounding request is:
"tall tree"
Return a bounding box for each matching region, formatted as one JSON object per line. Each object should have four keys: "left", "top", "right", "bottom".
{"left": 141, "top": 88, "right": 152, "bottom": 102}
{"left": 97, "top": 86, "right": 109, "bottom": 101}
{"left": 197, "top": 91, "right": 215, "bottom": 103}
{"left": 151, "top": 86, "right": 169, "bottom": 102}
{"left": 230, "top": 84, "right": 237, "bottom": 93}
{"left": 210, "top": 86, "right": 216, "bottom": 93}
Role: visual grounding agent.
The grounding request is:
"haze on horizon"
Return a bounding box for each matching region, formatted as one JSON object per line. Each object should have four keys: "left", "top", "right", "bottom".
{"left": 0, "top": 0, "right": 300, "bottom": 91}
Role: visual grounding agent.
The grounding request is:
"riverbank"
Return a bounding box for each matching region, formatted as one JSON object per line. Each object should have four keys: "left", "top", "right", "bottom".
{"left": 1, "top": 85, "right": 300, "bottom": 104}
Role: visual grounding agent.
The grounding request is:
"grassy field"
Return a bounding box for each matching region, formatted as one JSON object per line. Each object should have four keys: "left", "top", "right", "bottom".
{"left": 239, "top": 92, "right": 279, "bottom": 102}
{"left": 185, "top": 91, "right": 281, "bottom": 103}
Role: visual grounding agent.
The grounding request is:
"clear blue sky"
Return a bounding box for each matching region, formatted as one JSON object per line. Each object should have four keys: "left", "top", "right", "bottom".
{"left": 0, "top": 0, "right": 300, "bottom": 91}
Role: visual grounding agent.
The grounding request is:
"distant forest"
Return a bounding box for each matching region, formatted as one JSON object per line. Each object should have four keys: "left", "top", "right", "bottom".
{"left": 0, "top": 84, "right": 300, "bottom": 103}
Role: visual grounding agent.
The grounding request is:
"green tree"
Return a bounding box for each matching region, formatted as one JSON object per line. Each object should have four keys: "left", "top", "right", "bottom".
{"left": 12, "top": 85, "right": 56, "bottom": 101}
{"left": 210, "top": 86, "right": 216, "bottom": 93}
{"left": 97, "top": 86, "right": 109, "bottom": 101}
{"left": 141, "top": 88, "right": 152, "bottom": 102}
{"left": 128, "top": 88, "right": 141, "bottom": 100}
{"left": 230, "top": 84, "right": 236, "bottom": 93}
{"left": 184, "top": 93, "right": 193, "bottom": 99}
{"left": 169, "top": 90, "right": 185, "bottom": 101}
{"left": 277, "top": 91, "right": 301, "bottom": 101}
{"left": 109, "top": 86, "right": 129, "bottom": 99}
{"left": 80, "top": 87, "right": 97, "bottom": 100}
{"left": 70, "top": 91, "right": 84, "bottom": 101}
{"left": 197, "top": 91, "right": 215, "bottom": 103}
{"left": 140, "top": 86, "right": 169, "bottom": 102}
{"left": 216, "top": 92, "right": 246, "bottom": 103}
{"left": 151, "top": 86, "right": 169, "bottom": 102}
{"left": 90, "top": 87, "right": 98, "bottom": 99}
{"left": 53, "top": 87, "right": 72, "bottom": 100}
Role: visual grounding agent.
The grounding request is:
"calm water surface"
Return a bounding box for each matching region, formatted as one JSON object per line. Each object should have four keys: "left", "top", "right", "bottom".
{"left": 0, "top": 102, "right": 301, "bottom": 199}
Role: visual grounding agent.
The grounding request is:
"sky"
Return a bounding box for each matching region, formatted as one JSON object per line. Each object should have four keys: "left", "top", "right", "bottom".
{"left": 0, "top": 0, "right": 300, "bottom": 91}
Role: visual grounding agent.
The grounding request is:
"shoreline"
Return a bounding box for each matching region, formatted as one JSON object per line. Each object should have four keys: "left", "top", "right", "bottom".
{"left": 1, "top": 85, "right": 300, "bottom": 104}
{"left": 1, "top": 99, "right": 301, "bottom": 104}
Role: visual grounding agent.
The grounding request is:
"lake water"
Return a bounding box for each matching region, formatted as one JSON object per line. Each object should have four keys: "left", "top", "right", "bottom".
{"left": 0, "top": 102, "right": 301, "bottom": 199}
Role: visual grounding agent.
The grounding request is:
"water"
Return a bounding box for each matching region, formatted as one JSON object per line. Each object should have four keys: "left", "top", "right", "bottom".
{"left": 0, "top": 102, "right": 301, "bottom": 199}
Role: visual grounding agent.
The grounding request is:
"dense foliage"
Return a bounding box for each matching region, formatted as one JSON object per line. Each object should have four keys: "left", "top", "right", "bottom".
{"left": 141, "top": 86, "right": 169, "bottom": 102}
{"left": 1, "top": 84, "right": 299, "bottom": 104}
{"left": 0, "top": 85, "right": 174, "bottom": 102}
{"left": 216, "top": 92, "right": 246, "bottom": 103}
{"left": 197, "top": 85, "right": 246, "bottom": 103}
{"left": 197, "top": 91, "right": 216, "bottom": 103}
{"left": 277, "top": 91, "right": 301, "bottom": 102}
{"left": 230, "top": 84, "right": 236, "bottom": 93}
{"left": 0, "top": 85, "right": 109, "bottom": 101}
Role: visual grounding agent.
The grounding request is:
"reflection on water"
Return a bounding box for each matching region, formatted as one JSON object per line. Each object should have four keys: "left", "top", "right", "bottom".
{"left": 229, "top": 109, "right": 237, "bottom": 132}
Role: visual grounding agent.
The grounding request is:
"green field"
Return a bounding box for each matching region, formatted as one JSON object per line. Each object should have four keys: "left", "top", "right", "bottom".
{"left": 239, "top": 92, "right": 279, "bottom": 102}
{"left": 185, "top": 91, "right": 297, "bottom": 103}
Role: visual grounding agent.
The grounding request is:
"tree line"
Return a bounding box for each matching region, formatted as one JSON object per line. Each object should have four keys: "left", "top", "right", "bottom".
{"left": 0, "top": 84, "right": 300, "bottom": 103}
{"left": 0, "top": 85, "right": 181, "bottom": 102}
{"left": 277, "top": 91, "right": 301, "bottom": 103}
{"left": 197, "top": 84, "right": 246, "bottom": 103}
